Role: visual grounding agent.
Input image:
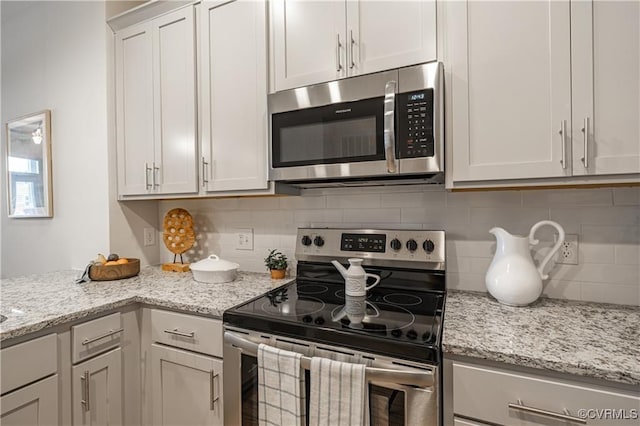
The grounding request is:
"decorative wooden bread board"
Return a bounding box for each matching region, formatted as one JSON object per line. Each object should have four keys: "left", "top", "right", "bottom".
{"left": 162, "top": 208, "right": 195, "bottom": 272}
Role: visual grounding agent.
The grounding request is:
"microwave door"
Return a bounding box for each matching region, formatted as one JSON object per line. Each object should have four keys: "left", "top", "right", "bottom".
{"left": 270, "top": 95, "right": 397, "bottom": 181}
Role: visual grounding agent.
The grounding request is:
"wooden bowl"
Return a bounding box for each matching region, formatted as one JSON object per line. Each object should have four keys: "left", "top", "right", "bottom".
{"left": 89, "top": 259, "right": 140, "bottom": 281}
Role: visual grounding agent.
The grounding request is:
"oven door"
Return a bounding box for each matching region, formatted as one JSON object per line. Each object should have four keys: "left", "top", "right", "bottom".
{"left": 223, "top": 330, "right": 439, "bottom": 426}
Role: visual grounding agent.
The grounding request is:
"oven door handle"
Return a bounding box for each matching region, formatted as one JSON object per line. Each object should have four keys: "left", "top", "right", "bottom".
{"left": 224, "top": 331, "right": 434, "bottom": 388}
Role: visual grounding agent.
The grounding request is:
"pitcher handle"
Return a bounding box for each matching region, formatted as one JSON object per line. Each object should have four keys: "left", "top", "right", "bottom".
{"left": 529, "top": 220, "right": 565, "bottom": 280}
{"left": 365, "top": 273, "right": 381, "bottom": 291}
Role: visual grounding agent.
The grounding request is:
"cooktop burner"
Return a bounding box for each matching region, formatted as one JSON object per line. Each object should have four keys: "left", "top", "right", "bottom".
{"left": 225, "top": 277, "right": 444, "bottom": 363}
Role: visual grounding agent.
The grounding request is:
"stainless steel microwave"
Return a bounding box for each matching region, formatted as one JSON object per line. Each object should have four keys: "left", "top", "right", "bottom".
{"left": 268, "top": 62, "right": 443, "bottom": 187}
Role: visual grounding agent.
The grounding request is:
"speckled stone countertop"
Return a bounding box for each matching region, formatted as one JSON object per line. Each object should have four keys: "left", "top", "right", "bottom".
{"left": 443, "top": 290, "right": 640, "bottom": 386}
{"left": 0, "top": 267, "right": 292, "bottom": 342}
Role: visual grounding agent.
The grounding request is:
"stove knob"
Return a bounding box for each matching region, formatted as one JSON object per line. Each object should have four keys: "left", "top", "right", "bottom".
{"left": 313, "top": 236, "right": 325, "bottom": 247}
{"left": 391, "top": 329, "right": 403, "bottom": 338}
{"left": 301, "top": 235, "right": 312, "bottom": 246}
{"left": 406, "top": 239, "right": 418, "bottom": 252}
{"left": 302, "top": 315, "right": 313, "bottom": 323}
{"left": 406, "top": 329, "right": 418, "bottom": 340}
{"left": 423, "top": 239, "right": 435, "bottom": 253}
{"left": 390, "top": 238, "right": 402, "bottom": 251}
{"left": 314, "top": 317, "right": 325, "bottom": 325}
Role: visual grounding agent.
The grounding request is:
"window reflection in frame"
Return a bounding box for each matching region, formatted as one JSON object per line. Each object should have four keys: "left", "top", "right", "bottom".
{"left": 6, "top": 110, "right": 53, "bottom": 218}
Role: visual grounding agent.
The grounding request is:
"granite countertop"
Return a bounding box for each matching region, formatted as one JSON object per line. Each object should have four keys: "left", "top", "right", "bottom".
{"left": 443, "top": 290, "right": 640, "bottom": 386}
{"left": 0, "top": 267, "right": 292, "bottom": 342}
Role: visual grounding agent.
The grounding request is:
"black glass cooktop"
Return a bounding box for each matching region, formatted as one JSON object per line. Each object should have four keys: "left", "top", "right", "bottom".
{"left": 224, "top": 263, "right": 445, "bottom": 364}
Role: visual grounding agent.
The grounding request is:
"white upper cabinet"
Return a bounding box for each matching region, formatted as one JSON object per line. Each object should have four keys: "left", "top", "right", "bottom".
{"left": 447, "top": 0, "right": 639, "bottom": 186}
{"left": 152, "top": 8, "right": 198, "bottom": 194}
{"left": 346, "top": 1, "right": 436, "bottom": 77}
{"left": 115, "top": 6, "right": 197, "bottom": 197}
{"left": 270, "top": 0, "right": 436, "bottom": 92}
{"left": 571, "top": 0, "right": 640, "bottom": 176}
{"left": 449, "top": 0, "right": 572, "bottom": 182}
{"left": 199, "top": 0, "right": 269, "bottom": 192}
{"left": 270, "top": 0, "right": 346, "bottom": 91}
{"left": 115, "top": 23, "right": 155, "bottom": 196}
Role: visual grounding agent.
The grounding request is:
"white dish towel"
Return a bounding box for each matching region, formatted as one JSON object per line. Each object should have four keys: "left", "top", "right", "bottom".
{"left": 258, "top": 343, "right": 306, "bottom": 426}
{"left": 309, "top": 357, "right": 367, "bottom": 426}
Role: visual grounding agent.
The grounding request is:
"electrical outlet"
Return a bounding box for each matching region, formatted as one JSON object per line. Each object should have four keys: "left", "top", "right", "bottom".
{"left": 143, "top": 228, "right": 156, "bottom": 246}
{"left": 235, "top": 228, "right": 254, "bottom": 250}
{"left": 557, "top": 234, "right": 578, "bottom": 264}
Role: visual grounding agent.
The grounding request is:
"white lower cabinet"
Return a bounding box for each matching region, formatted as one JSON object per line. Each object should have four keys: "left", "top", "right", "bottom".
{"left": 451, "top": 361, "right": 640, "bottom": 426}
{"left": 151, "top": 344, "right": 223, "bottom": 426}
{"left": 72, "top": 348, "right": 123, "bottom": 426}
{"left": 0, "top": 374, "right": 59, "bottom": 426}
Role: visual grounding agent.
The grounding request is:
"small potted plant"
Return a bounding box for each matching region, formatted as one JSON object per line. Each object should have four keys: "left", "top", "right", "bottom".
{"left": 264, "top": 249, "right": 288, "bottom": 279}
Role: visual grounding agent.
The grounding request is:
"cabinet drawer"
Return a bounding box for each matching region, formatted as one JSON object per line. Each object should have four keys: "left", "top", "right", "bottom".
{"left": 0, "top": 333, "right": 57, "bottom": 394}
{"left": 72, "top": 312, "right": 123, "bottom": 364}
{"left": 151, "top": 310, "right": 222, "bottom": 357}
{"left": 453, "top": 362, "right": 640, "bottom": 426}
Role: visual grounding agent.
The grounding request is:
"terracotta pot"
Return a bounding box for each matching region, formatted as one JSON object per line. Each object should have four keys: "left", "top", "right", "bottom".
{"left": 270, "top": 269, "right": 286, "bottom": 279}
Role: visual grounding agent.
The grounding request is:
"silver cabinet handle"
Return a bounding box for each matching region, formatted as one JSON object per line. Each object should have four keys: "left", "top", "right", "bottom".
{"left": 349, "top": 30, "right": 355, "bottom": 69}
{"left": 384, "top": 80, "right": 397, "bottom": 173}
{"left": 202, "top": 157, "right": 209, "bottom": 187}
{"left": 145, "top": 163, "right": 152, "bottom": 189}
{"left": 82, "top": 328, "right": 123, "bottom": 345}
{"left": 581, "top": 116, "right": 589, "bottom": 168}
{"left": 509, "top": 400, "right": 586, "bottom": 424}
{"left": 559, "top": 120, "right": 567, "bottom": 169}
{"left": 80, "top": 370, "right": 90, "bottom": 412}
{"left": 210, "top": 370, "right": 220, "bottom": 411}
{"left": 336, "top": 33, "right": 343, "bottom": 72}
{"left": 153, "top": 162, "right": 160, "bottom": 187}
{"left": 163, "top": 328, "right": 195, "bottom": 338}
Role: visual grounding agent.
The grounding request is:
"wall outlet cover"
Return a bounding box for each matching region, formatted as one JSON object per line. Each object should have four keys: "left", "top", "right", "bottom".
{"left": 556, "top": 234, "right": 578, "bottom": 265}
{"left": 143, "top": 227, "right": 156, "bottom": 246}
{"left": 235, "top": 228, "right": 254, "bottom": 250}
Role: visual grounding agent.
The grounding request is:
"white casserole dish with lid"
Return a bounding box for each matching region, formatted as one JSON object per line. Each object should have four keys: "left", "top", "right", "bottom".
{"left": 190, "top": 254, "right": 239, "bottom": 283}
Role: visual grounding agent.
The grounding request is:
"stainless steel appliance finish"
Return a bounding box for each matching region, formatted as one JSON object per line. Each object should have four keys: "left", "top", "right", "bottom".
{"left": 268, "top": 62, "right": 444, "bottom": 186}
{"left": 223, "top": 328, "right": 439, "bottom": 426}
{"left": 223, "top": 228, "right": 446, "bottom": 425}
{"left": 295, "top": 227, "right": 445, "bottom": 270}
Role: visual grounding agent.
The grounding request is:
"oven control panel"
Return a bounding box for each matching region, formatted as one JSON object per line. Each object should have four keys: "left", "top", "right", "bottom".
{"left": 296, "top": 228, "right": 445, "bottom": 270}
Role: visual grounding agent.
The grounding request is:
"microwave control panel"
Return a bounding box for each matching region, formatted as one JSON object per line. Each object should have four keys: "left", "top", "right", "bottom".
{"left": 396, "top": 89, "right": 434, "bottom": 159}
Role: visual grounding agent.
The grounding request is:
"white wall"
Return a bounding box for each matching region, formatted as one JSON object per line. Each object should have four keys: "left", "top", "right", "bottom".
{"left": 0, "top": 1, "right": 161, "bottom": 278}
{"left": 160, "top": 186, "right": 640, "bottom": 306}
{"left": 1, "top": 1, "right": 111, "bottom": 277}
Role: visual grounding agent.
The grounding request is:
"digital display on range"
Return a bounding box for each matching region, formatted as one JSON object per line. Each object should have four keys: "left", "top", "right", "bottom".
{"left": 341, "top": 233, "right": 386, "bottom": 253}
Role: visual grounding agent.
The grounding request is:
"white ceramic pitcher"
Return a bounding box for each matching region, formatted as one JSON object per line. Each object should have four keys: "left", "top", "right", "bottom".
{"left": 331, "top": 258, "right": 381, "bottom": 296}
{"left": 485, "top": 220, "right": 565, "bottom": 306}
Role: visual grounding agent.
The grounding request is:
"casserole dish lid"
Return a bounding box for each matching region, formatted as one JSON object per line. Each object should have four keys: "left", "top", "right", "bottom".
{"left": 191, "top": 254, "right": 239, "bottom": 272}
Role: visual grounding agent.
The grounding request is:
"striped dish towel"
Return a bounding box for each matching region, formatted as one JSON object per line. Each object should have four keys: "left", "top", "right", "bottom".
{"left": 309, "top": 357, "right": 367, "bottom": 426}
{"left": 258, "top": 343, "right": 306, "bottom": 426}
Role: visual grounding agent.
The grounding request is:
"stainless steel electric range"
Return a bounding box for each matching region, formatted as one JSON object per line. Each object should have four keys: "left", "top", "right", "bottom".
{"left": 223, "top": 228, "right": 446, "bottom": 425}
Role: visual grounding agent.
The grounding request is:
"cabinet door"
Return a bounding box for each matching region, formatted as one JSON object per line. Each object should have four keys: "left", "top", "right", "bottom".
{"left": 151, "top": 344, "right": 223, "bottom": 426}
{"left": 72, "top": 348, "right": 123, "bottom": 426}
{"left": 449, "top": 1, "right": 572, "bottom": 182}
{"left": 152, "top": 7, "right": 198, "bottom": 194}
{"left": 200, "top": 0, "right": 269, "bottom": 192}
{"left": 1, "top": 375, "right": 58, "bottom": 426}
{"left": 571, "top": 1, "right": 640, "bottom": 176}
{"left": 115, "top": 22, "right": 154, "bottom": 196}
{"left": 346, "top": 0, "right": 436, "bottom": 77}
{"left": 270, "top": 0, "right": 346, "bottom": 91}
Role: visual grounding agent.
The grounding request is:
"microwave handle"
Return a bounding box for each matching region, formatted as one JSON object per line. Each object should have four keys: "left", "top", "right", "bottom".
{"left": 383, "top": 80, "right": 397, "bottom": 173}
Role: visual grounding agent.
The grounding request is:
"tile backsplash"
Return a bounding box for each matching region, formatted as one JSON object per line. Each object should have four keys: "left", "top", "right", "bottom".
{"left": 159, "top": 186, "right": 640, "bottom": 306}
